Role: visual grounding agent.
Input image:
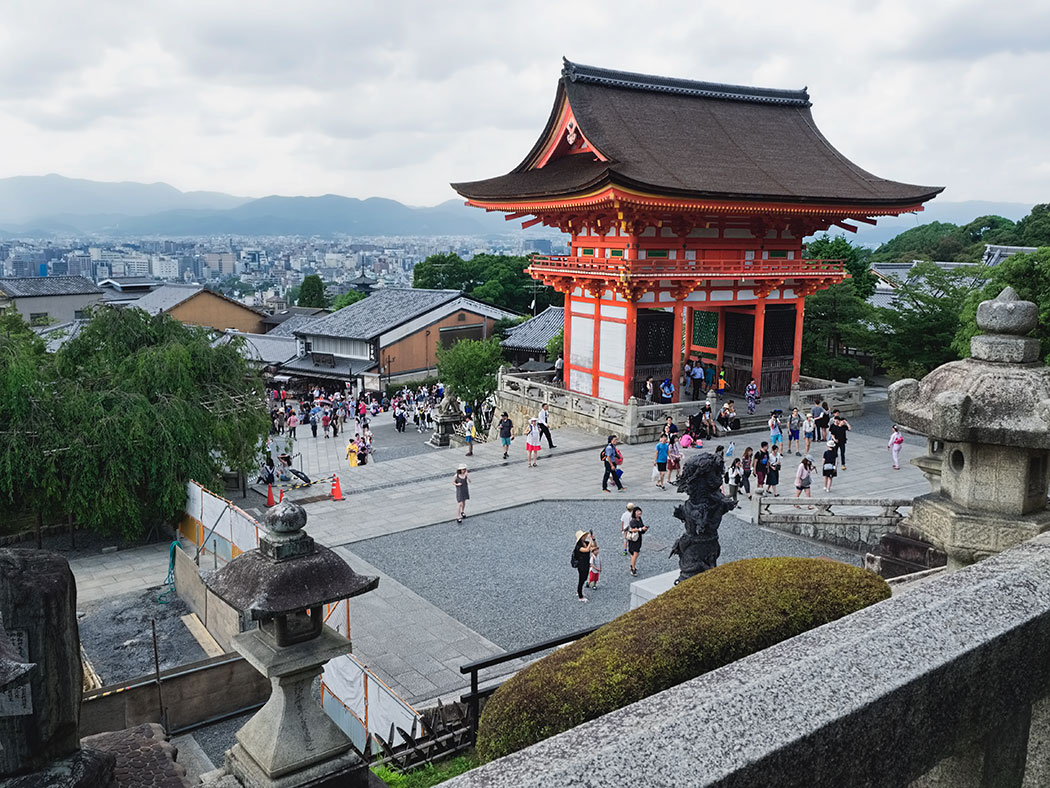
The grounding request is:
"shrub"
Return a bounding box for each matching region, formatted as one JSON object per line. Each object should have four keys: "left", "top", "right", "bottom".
{"left": 476, "top": 557, "right": 890, "bottom": 762}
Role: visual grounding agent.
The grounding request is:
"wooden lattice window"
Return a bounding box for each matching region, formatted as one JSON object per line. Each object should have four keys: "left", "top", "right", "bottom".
{"left": 692, "top": 310, "right": 718, "bottom": 348}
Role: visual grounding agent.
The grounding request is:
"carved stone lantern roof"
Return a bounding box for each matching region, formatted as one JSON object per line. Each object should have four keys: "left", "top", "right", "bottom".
{"left": 890, "top": 287, "right": 1050, "bottom": 449}
{"left": 206, "top": 501, "right": 377, "bottom": 623}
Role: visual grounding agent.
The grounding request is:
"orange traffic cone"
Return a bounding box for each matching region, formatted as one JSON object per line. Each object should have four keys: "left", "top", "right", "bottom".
{"left": 266, "top": 484, "right": 276, "bottom": 507}
{"left": 331, "top": 475, "right": 344, "bottom": 501}
{"left": 278, "top": 489, "right": 284, "bottom": 503}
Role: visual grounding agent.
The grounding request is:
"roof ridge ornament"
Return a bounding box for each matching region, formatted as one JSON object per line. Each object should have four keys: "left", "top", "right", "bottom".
{"left": 561, "top": 58, "right": 811, "bottom": 107}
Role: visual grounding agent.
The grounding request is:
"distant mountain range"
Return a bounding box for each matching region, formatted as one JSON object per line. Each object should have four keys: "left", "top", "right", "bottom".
{"left": 0, "top": 174, "right": 1035, "bottom": 243}
{"left": 0, "top": 175, "right": 541, "bottom": 238}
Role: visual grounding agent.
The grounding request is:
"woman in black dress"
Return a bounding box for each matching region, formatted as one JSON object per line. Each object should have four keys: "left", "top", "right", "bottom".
{"left": 574, "top": 530, "right": 597, "bottom": 602}
{"left": 625, "top": 507, "right": 649, "bottom": 576}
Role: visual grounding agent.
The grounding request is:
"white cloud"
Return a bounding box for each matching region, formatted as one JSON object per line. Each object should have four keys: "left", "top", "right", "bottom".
{"left": 0, "top": 0, "right": 1046, "bottom": 206}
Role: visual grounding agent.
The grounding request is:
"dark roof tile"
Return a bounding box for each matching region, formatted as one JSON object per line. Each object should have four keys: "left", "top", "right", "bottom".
{"left": 0, "top": 276, "right": 102, "bottom": 298}
{"left": 295, "top": 287, "right": 461, "bottom": 340}
{"left": 453, "top": 60, "right": 942, "bottom": 208}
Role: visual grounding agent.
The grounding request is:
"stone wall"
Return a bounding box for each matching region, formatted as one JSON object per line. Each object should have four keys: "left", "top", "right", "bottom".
{"left": 753, "top": 496, "right": 910, "bottom": 553}
{"left": 443, "top": 531, "right": 1050, "bottom": 787}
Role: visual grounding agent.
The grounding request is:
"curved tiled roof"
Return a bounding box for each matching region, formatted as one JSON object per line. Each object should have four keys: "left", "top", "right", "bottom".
{"left": 502, "top": 306, "right": 564, "bottom": 351}
{"left": 453, "top": 60, "right": 942, "bottom": 209}
{"left": 0, "top": 276, "right": 102, "bottom": 298}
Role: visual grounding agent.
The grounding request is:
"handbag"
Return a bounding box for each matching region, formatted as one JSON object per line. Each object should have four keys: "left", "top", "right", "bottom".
{"left": 651, "top": 465, "right": 661, "bottom": 481}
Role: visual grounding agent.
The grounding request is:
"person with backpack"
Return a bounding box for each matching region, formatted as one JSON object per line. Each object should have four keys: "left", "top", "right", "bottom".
{"left": 754, "top": 441, "right": 770, "bottom": 490}
{"left": 573, "top": 530, "right": 598, "bottom": 602}
{"left": 601, "top": 435, "right": 624, "bottom": 492}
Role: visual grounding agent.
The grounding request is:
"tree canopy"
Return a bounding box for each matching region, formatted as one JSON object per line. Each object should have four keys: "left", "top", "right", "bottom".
{"left": 298, "top": 274, "right": 328, "bottom": 308}
{"left": 0, "top": 307, "right": 269, "bottom": 539}
{"left": 332, "top": 289, "right": 367, "bottom": 310}
{"left": 870, "top": 205, "right": 1050, "bottom": 263}
{"left": 435, "top": 337, "right": 504, "bottom": 414}
{"left": 413, "top": 252, "right": 561, "bottom": 314}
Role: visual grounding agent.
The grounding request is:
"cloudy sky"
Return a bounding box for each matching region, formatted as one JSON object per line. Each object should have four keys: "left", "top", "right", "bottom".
{"left": 1, "top": 0, "right": 1047, "bottom": 206}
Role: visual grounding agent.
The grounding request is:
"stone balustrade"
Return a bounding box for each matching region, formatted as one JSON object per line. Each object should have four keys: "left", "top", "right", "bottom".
{"left": 444, "top": 531, "right": 1050, "bottom": 788}
{"left": 790, "top": 374, "right": 865, "bottom": 418}
{"left": 753, "top": 495, "right": 911, "bottom": 552}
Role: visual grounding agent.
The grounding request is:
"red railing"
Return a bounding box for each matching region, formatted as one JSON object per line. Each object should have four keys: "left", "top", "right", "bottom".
{"left": 527, "top": 255, "right": 845, "bottom": 279}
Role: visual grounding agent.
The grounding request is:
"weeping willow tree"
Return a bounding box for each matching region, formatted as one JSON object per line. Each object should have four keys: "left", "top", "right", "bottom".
{"left": 0, "top": 306, "right": 269, "bottom": 540}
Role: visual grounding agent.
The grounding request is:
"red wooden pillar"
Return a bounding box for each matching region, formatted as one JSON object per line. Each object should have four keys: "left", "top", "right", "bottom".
{"left": 791, "top": 297, "right": 805, "bottom": 384}
{"left": 624, "top": 300, "right": 638, "bottom": 402}
{"left": 751, "top": 300, "right": 766, "bottom": 391}
{"left": 563, "top": 291, "right": 574, "bottom": 389}
{"left": 670, "top": 301, "right": 684, "bottom": 402}
{"left": 591, "top": 294, "right": 602, "bottom": 398}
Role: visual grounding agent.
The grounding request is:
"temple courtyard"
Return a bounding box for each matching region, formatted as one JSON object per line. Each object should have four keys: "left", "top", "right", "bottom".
{"left": 68, "top": 395, "right": 926, "bottom": 720}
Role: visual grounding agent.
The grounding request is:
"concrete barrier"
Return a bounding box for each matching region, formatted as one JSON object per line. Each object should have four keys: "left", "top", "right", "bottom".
{"left": 80, "top": 653, "right": 270, "bottom": 736}
{"left": 172, "top": 546, "right": 245, "bottom": 653}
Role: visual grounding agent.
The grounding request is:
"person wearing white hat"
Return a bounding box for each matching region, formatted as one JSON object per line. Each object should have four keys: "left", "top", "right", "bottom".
{"left": 573, "top": 529, "right": 597, "bottom": 602}
{"left": 453, "top": 463, "right": 471, "bottom": 522}
{"left": 525, "top": 417, "right": 543, "bottom": 468}
{"left": 821, "top": 440, "right": 838, "bottom": 493}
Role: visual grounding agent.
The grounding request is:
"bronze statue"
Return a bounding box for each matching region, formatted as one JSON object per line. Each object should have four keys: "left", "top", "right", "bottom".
{"left": 670, "top": 451, "right": 737, "bottom": 583}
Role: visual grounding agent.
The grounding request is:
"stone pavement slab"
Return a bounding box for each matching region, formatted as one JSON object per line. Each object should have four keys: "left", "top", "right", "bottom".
{"left": 335, "top": 547, "right": 522, "bottom": 705}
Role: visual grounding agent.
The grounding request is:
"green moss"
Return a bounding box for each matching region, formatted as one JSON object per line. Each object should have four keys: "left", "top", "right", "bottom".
{"left": 476, "top": 557, "right": 890, "bottom": 762}
{"left": 371, "top": 753, "right": 479, "bottom": 787}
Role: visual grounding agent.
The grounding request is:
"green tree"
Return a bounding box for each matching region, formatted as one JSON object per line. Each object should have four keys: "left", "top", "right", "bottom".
{"left": 332, "top": 289, "right": 367, "bottom": 310}
{"left": 1015, "top": 204, "right": 1050, "bottom": 247}
{"left": 545, "top": 327, "right": 563, "bottom": 361}
{"left": 435, "top": 338, "right": 505, "bottom": 415}
{"left": 0, "top": 307, "right": 269, "bottom": 540}
{"left": 870, "top": 262, "right": 986, "bottom": 379}
{"left": 298, "top": 274, "right": 328, "bottom": 308}
{"left": 800, "top": 235, "right": 875, "bottom": 379}
{"left": 807, "top": 234, "right": 876, "bottom": 298}
{"left": 413, "top": 252, "right": 561, "bottom": 314}
{"left": 954, "top": 247, "right": 1050, "bottom": 363}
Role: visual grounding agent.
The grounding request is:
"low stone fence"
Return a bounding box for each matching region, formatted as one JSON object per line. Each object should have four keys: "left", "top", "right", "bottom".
{"left": 445, "top": 531, "right": 1050, "bottom": 788}
{"left": 790, "top": 375, "right": 865, "bottom": 418}
{"left": 494, "top": 369, "right": 633, "bottom": 441}
{"left": 753, "top": 495, "right": 911, "bottom": 553}
{"left": 495, "top": 371, "right": 768, "bottom": 444}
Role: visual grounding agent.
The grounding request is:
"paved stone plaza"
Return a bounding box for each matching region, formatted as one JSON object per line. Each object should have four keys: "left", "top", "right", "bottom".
{"left": 68, "top": 398, "right": 928, "bottom": 710}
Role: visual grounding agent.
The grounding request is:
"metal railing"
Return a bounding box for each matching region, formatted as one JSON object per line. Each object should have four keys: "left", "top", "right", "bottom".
{"left": 459, "top": 624, "right": 601, "bottom": 742}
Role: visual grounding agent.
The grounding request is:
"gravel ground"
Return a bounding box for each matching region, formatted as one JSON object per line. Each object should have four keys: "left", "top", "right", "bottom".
{"left": 79, "top": 588, "right": 207, "bottom": 686}
{"left": 351, "top": 499, "right": 861, "bottom": 652}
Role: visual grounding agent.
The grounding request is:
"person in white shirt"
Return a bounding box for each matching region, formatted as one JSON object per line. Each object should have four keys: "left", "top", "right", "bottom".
{"left": 536, "top": 403, "right": 556, "bottom": 448}
{"left": 620, "top": 502, "right": 636, "bottom": 556}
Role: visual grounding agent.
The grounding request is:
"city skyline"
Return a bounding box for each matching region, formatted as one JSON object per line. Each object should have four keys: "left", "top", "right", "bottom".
{"left": 1, "top": 1, "right": 1048, "bottom": 206}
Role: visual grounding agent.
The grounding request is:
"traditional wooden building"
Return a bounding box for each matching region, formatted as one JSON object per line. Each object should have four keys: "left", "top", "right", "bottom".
{"left": 453, "top": 60, "right": 942, "bottom": 401}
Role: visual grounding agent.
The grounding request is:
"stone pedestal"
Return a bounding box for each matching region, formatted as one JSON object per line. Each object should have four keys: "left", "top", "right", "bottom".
{"left": 0, "top": 550, "right": 86, "bottom": 780}
{"left": 225, "top": 626, "right": 368, "bottom": 788}
{"left": 429, "top": 414, "right": 461, "bottom": 447}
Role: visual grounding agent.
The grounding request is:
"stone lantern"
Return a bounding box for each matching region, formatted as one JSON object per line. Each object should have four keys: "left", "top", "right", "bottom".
{"left": 889, "top": 287, "right": 1050, "bottom": 568}
{"left": 205, "top": 501, "right": 378, "bottom": 788}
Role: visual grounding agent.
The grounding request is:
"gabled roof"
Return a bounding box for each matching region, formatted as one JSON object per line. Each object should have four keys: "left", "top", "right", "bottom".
{"left": 453, "top": 59, "right": 942, "bottom": 209}
{"left": 266, "top": 313, "right": 324, "bottom": 337}
{"left": 97, "top": 277, "right": 161, "bottom": 291}
{"left": 982, "top": 244, "right": 1038, "bottom": 267}
{"left": 133, "top": 284, "right": 266, "bottom": 318}
{"left": 261, "top": 306, "right": 329, "bottom": 328}
{"left": 296, "top": 288, "right": 462, "bottom": 341}
{"left": 0, "top": 276, "right": 102, "bottom": 298}
{"left": 501, "top": 306, "right": 565, "bottom": 351}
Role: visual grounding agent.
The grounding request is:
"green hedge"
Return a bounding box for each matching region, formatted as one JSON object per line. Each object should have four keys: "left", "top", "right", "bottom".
{"left": 476, "top": 557, "right": 890, "bottom": 762}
